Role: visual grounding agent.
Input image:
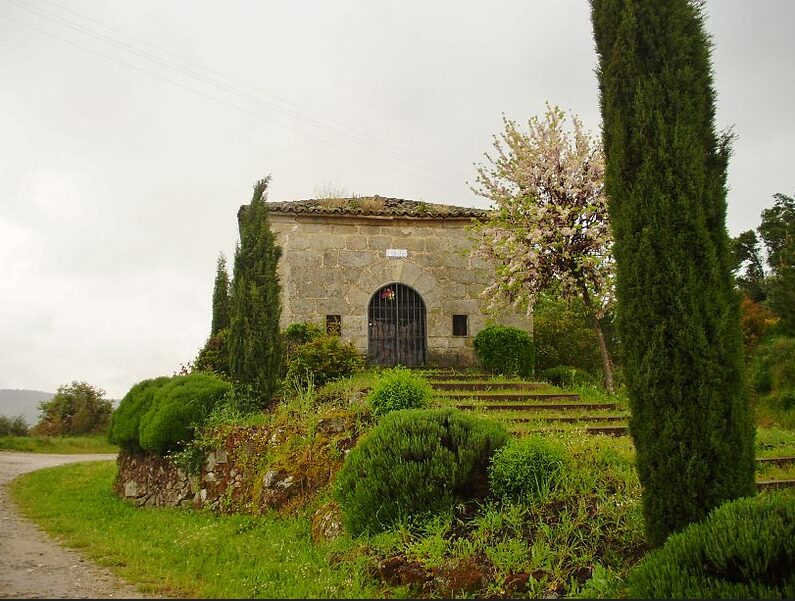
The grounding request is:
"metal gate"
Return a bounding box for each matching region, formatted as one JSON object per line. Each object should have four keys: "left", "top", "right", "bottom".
{"left": 367, "top": 283, "right": 426, "bottom": 367}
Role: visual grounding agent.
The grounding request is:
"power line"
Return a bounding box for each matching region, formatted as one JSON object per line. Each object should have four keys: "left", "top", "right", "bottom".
{"left": 2, "top": 0, "right": 464, "bottom": 188}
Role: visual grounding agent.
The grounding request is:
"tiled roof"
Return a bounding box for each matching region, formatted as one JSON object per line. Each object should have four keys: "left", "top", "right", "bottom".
{"left": 261, "top": 195, "right": 489, "bottom": 218}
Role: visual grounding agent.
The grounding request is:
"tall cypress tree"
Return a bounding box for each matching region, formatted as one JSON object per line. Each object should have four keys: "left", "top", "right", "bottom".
{"left": 210, "top": 252, "right": 231, "bottom": 336}
{"left": 591, "top": 0, "right": 756, "bottom": 546}
{"left": 227, "top": 176, "right": 283, "bottom": 403}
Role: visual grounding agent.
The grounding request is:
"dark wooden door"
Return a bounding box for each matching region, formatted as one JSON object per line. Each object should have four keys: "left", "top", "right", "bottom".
{"left": 368, "top": 283, "right": 426, "bottom": 367}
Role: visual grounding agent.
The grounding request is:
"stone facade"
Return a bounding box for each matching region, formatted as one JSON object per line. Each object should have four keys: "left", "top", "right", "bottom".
{"left": 256, "top": 197, "right": 530, "bottom": 367}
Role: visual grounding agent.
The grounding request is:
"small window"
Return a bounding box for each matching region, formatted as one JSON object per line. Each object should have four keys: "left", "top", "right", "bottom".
{"left": 326, "top": 314, "right": 342, "bottom": 335}
{"left": 452, "top": 314, "right": 468, "bottom": 337}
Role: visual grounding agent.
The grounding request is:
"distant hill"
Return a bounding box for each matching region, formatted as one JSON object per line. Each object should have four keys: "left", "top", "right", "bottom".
{"left": 0, "top": 389, "right": 55, "bottom": 427}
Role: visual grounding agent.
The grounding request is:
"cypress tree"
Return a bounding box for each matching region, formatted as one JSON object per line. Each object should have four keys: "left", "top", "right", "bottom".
{"left": 227, "top": 176, "right": 283, "bottom": 403}
{"left": 210, "top": 252, "right": 231, "bottom": 336}
{"left": 591, "top": 0, "right": 756, "bottom": 546}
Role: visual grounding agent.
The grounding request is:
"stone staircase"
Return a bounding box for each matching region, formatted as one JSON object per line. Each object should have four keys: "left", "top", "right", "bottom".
{"left": 419, "top": 368, "right": 795, "bottom": 491}
{"left": 423, "top": 369, "right": 630, "bottom": 438}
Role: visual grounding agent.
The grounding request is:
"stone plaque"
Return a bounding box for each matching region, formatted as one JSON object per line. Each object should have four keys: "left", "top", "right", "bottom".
{"left": 386, "top": 248, "right": 408, "bottom": 258}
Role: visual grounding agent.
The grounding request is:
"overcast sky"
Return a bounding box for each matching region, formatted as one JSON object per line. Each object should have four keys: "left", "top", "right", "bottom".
{"left": 1, "top": 0, "right": 793, "bottom": 400}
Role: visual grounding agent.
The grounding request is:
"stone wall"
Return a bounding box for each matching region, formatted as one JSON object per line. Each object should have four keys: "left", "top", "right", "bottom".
{"left": 269, "top": 212, "right": 530, "bottom": 366}
{"left": 114, "top": 413, "right": 359, "bottom": 538}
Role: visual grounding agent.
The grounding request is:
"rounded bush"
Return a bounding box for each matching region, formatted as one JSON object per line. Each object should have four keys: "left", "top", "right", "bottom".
{"left": 108, "top": 376, "right": 171, "bottom": 451}
{"left": 539, "top": 365, "right": 596, "bottom": 388}
{"left": 286, "top": 334, "right": 364, "bottom": 387}
{"left": 628, "top": 492, "right": 795, "bottom": 599}
{"left": 488, "top": 436, "right": 566, "bottom": 502}
{"left": 137, "top": 373, "right": 231, "bottom": 456}
{"left": 367, "top": 367, "right": 432, "bottom": 417}
{"left": 334, "top": 408, "right": 509, "bottom": 536}
{"left": 473, "top": 325, "right": 535, "bottom": 378}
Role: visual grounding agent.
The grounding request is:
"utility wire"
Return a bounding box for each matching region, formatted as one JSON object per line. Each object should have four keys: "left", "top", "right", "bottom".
{"left": 2, "top": 0, "right": 464, "bottom": 189}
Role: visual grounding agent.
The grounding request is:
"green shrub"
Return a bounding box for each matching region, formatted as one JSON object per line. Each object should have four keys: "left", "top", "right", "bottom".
{"left": 540, "top": 365, "right": 596, "bottom": 388}
{"left": 628, "top": 492, "right": 795, "bottom": 599}
{"left": 108, "top": 377, "right": 171, "bottom": 451}
{"left": 473, "top": 325, "right": 535, "bottom": 377}
{"left": 138, "top": 373, "right": 231, "bottom": 456}
{"left": 0, "top": 414, "right": 29, "bottom": 436}
{"left": 750, "top": 336, "right": 795, "bottom": 395}
{"left": 488, "top": 436, "right": 566, "bottom": 502}
{"left": 367, "top": 367, "right": 432, "bottom": 417}
{"left": 748, "top": 336, "right": 795, "bottom": 427}
{"left": 532, "top": 295, "right": 616, "bottom": 375}
{"left": 285, "top": 322, "right": 324, "bottom": 345}
{"left": 34, "top": 381, "right": 113, "bottom": 436}
{"left": 193, "top": 328, "right": 230, "bottom": 379}
{"left": 334, "top": 408, "right": 509, "bottom": 536}
{"left": 286, "top": 334, "right": 364, "bottom": 388}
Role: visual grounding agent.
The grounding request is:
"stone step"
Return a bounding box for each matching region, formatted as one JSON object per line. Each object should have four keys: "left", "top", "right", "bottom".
{"left": 455, "top": 402, "right": 618, "bottom": 412}
{"left": 431, "top": 381, "right": 546, "bottom": 391}
{"left": 508, "top": 415, "right": 627, "bottom": 424}
{"left": 422, "top": 373, "right": 497, "bottom": 381}
{"left": 756, "top": 479, "right": 795, "bottom": 491}
{"left": 756, "top": 456, "right": 795, "bottom": 467}
{"left": 439, "top": 392, "right": 580, "bottom": 402}
{"left": 515, "top": 425, "right": 629, "bottom": 437}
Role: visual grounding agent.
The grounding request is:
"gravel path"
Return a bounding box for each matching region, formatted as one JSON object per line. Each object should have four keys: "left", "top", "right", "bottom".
{"left": 0, "top": 452, "right": 151, "bottom": 599}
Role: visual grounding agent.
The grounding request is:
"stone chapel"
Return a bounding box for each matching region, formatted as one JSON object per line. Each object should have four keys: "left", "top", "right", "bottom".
{"left": 244, "top": 195, "right": 530, "bottom": 368}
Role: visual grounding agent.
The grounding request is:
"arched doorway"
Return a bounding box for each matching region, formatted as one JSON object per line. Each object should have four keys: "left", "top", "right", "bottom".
{"left": 368, "top": 283, "right": 426, "bottom": 367}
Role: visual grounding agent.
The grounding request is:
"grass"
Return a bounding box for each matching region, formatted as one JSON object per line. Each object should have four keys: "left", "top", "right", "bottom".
{"left": 10, "top": 461, "right": 388, "bottom": 599}
{"left": 11, "top": 433, "right": 645, "bottom": 599}
{"left": 8, "top": 367, "right": 794, "bottom": 599}
{"left": 0, "top": 433, "right": 118, "bottom": 454}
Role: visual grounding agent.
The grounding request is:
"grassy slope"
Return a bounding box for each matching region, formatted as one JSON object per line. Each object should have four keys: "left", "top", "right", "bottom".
{"left": 10, "top": 461, "right": 387, "bottom": 599}
{"left": 0, "top": 434, "right": 118, "bottom": 454}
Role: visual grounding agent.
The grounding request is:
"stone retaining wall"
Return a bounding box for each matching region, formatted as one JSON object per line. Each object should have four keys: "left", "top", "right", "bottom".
{"left": 114, "top": 414, "right": 359, "bottom": 538}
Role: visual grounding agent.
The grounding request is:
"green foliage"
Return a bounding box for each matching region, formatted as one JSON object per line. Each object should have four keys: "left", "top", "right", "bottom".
{"left": 109, "top": 374, "right": 230, "bottom": 455}
{"left": 228, "top": 176, "right": 283, "bottom": 405}
{"left": 284, "top": 322, "right": 324, "bottom": 345}
{"left": 210, "top": 252, "right": 231, "bottom": 336}
{"left": 748, "top": 336, "right": 795, "bottom": 428}
{"left": 285, "top": 334, "right": 364, "bottom": 388}
{"left": 731, "top": 230, "right": 767, "bottom": 302}
{"left": 222, "top": 383, "right": 270, "bottom": 415}
{"left": 34, "top": 381, "right": 113, "bottom": 436}
{"left": 282, "top": 321, "right": 325, "bottom": 375}
{"left": 759, "top": 193, "right": 795, "bottom": 270}
{"left": 533, "top": 296, "right": 616, "bottom": 375}
{"left": 539, "top": 366, "right": 596, "bottom": 388}
{"left": 108, "top": 376, "right": 170, "bottom": 451}
{"left": 138, "top": 373, "right": 231, "bottom": 456}
{"left": 366, "top": 366, "right": 432, "bottom": 417}
{"left": 628, "top": 492, "right": 795, "bottom": 599}
{"left": 488, "top": 436, "right": 565, "bottom": 502}
{"left": 334, "top": 408, "right": 509, "bottom": 536}
{"left": 759, "top": 193, "right": 795, "bottom": 334}
{"left": 0, "top": 414, "right": 29, "bottom": 436}
{"left": 473, "top": 325, "right": 535, "bottom": 378}
{"left": 592, "top": 0, "right": 757, "bottom": 546}
{"left": 193, "top": 328, "right": 230, "bottom": 379}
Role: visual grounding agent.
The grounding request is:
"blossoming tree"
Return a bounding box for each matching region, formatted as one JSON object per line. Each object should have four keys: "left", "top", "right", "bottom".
{"left": 470, "top": 104, "right": 615, "bottom": 391}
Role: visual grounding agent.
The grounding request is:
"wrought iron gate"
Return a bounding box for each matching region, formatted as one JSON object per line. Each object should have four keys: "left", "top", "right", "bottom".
{"left": 368, "top": 283, "right": 426, "bottom": 367}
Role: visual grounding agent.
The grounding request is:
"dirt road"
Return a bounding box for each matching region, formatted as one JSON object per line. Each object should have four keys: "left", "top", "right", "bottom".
{"left": 0, "top": 452, "right": 150, "bottom": 599}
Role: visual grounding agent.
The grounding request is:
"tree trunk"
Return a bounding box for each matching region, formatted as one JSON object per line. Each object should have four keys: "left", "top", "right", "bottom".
{"left": 580, "top": 286, "right": 615, "bottom": 393}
